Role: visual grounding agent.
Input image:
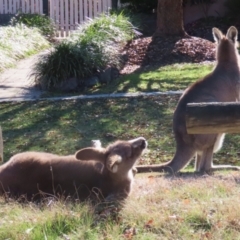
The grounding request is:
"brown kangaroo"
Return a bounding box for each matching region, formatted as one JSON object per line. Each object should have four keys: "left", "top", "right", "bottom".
{"left": 137, "top": 26, "right": 240, "bottom": 174}
{"left": 0, "top": 137, "right": 147, "bottom": 201}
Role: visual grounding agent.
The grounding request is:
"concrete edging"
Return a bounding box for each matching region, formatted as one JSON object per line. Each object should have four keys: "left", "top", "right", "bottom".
{"left": 0, "top": 91, "right": 183, "bottom": 103}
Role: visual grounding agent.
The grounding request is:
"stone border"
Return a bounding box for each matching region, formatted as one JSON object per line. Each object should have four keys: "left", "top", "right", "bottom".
{"left": 0, "top": 91, "right": 183, "bottom": 103}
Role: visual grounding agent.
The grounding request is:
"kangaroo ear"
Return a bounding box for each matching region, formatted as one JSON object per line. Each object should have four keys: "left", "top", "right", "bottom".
{"left": 226, "top": 26, "right": 238, "bottom": 43}
{"left": 75, "top": 147, "right": 105, "bottom": 163}
{"left": 212, "top": 27, "right": 223, "bottom": 43}
{"left": 106, "top": 154, "right": 122, "bottom": 173}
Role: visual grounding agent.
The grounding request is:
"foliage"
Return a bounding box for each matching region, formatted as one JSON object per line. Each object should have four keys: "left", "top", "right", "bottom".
{"left": 119, "top": 0, "right": 215, "bottom": 13}
{"left": 32, "top": 12, "right": 138, "bottom": 90}
{"left": 120, "top": 0, "right": 158, "bottom": 13}
{"left": 11, "top": 13, "right": 56, "bottom": 40}
{"left": 224, "top": 0, "right": 240, "bottom": 17}
{"left": 0, "top": 24, "right": 50, "bottom": 72}
{"left": 183, "top": 0, "right": 218, "bottom": 5}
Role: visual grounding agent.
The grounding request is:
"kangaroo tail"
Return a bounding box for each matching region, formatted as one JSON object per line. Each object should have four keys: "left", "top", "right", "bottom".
{"left": 136, "top": 161, "right": 175, "bottom": 174}
{"left": 136, "top": 145, "right": 195, "bottom": 174}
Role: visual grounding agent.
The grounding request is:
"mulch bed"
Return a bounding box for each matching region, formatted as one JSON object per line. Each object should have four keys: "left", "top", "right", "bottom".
{"left": 121, "top": 35, "right": 216, "bottom": 74}
{"left": 120, "top": 16, "right": 240, "bottom": 75}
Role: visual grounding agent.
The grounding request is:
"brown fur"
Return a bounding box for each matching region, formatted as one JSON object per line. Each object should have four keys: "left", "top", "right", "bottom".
{"left": 137, "top": 26, "right": 240, "bottom": 174}
{"left": 0, "top": 137, "right": 147, "bottom": 201}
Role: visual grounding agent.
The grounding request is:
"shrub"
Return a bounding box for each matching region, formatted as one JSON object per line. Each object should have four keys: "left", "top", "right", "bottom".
{"left": 224, "top": 0, "right": 240, "bottom": 17}
{"left": 0, "top": 24, "right": 50, "bottom": 72}
{"left": 32, "top": 12, "right": 139, "bottom": 90}
{"left": 11, "top": 13, "right": 56, "bottom": 40}
{"left": 120, "top": 0, "right": 157, "bottom": 13}
{"left": 32, "top": 41, "right": 107, "bottom": 89}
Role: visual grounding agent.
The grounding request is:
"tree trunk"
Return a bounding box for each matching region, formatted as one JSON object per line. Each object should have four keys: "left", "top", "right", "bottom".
{"left": 156, "top": 0, "right": 186, "bottom": 37}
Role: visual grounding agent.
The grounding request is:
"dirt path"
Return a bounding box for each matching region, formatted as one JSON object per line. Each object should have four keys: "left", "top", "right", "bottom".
{"left": 0, "top": 51, "right": 47, "bottom": 102}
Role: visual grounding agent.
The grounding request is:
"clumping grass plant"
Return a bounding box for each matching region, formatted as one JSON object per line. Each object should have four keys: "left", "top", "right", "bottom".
{"left": 32, "top": 12, "right": 139, "bottom": 90}
{"left": 11, "top": 13, "right": 57, "bottom": 40}
{"left": 0, "top": 24, "right": 50, "bottom": 72}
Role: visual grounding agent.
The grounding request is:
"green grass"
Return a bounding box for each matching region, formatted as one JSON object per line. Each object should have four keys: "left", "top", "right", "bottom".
{"left": 1, "top": 95, "right": 240, "bottom": 239}
{"left": 89, "top": 63, "right": 214, "bottom": 94}
{"left": 0, "top": 95, "right": 239, "bottom": 168}
{"left": 41, "top": 62, "right": 214, "bottom": 98}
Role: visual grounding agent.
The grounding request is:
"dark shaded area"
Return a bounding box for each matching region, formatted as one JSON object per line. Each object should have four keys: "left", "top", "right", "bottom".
{"left": 120, "top": 15, "right": 240, "bottom": 78}
{"left": 0, "top": 96, "right": 177, "bottom": 161}
{"left": 0, "top": 14, "right": 14, "bottom": 25}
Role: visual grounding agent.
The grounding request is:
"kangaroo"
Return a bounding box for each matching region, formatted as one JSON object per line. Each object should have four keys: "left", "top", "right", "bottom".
{"left": 0, "top": 137, "right": 147, "bottom": 201}
{"left": 137, "top": 26, "right": 240, "bottom": 174}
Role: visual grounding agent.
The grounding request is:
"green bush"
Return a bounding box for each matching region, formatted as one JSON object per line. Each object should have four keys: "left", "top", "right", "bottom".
{"left": 0, "top": 24, "right": 50, "bottom": 72}
{"left": 224, "top": 0, "right": 240, "bottom": 17}
{"left": 32, "top": 12, "right": 139, "bottom": 90}
{"left": 120, "top": 0, "right": 157, "bottom": 13}
{"left": 32, "top": 41, "right": 107, "bottom": 89}
{"left": 11, "top": 13, "right": 56, "bottom": 40}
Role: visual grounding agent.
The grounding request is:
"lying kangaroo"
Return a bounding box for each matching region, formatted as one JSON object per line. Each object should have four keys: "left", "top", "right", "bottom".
{"left": 0, "top": 137, "right": 147, "bottom": 201}
{"left": 137, "top": 26, "right": 240, "bottom": 174}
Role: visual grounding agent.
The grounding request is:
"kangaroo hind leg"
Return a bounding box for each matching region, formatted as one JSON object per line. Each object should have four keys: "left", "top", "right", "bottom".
{"left": 195, "top": 148, "right": 213, "bottom": 173}
{"left": 197, "top": 146, "right": 240, "bottom": 173}
{"left": 166, "top": 145, "right": 196, "bottom": 174}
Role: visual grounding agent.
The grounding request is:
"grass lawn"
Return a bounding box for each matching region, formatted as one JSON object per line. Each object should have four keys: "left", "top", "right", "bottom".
{"left": 2, "top": 95, "right": 239, "bottom": 165}
{"left": 41, "top": 62, "right": 214, "bottom": 98}
{"left": 1, "top": 95, "right": 240, "bottom": 239}
{"left": 89, "top": 63, "right": 214, "bottom": 94}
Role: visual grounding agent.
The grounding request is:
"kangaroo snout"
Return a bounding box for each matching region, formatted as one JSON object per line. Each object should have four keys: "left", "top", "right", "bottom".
{"left": 128, "top": 137, "right": 147, "bottom": 149}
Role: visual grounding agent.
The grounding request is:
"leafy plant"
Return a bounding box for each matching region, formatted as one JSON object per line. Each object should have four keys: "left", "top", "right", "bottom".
{"left": 11, "top": 13, "right": 56, "bottom": 40}
{"left": 120, "top": 0, "right": 158, "bottom": 13}
{"left": 0, "top": 24, "right": 50, "bottom": 72}
{"left": 224, "top": 0, "right": 240, "bottom": 17}
{"left": 32, "top": 12, "right": 139, "bottom": 90}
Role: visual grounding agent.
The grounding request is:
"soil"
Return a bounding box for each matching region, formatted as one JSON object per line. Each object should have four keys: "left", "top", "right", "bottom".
{"left": 120, "top": 15, "right": 239, "bottom": 75}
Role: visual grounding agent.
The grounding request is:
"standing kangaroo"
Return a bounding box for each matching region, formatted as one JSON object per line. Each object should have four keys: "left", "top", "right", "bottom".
{"left": 137, "top": 26, "right": 240, "bottom": 174}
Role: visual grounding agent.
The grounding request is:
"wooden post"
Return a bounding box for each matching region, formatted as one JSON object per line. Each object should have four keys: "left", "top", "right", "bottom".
{"left": 186, "top": 102, "right": 240, "bottom": 134}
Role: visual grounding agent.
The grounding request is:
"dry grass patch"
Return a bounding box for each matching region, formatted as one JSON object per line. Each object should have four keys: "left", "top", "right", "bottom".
{"left": 1, "top": 172, "right": 240, "bottom": 239}
{"left": 122, "top": 172, "right": 240, "bottom": 239}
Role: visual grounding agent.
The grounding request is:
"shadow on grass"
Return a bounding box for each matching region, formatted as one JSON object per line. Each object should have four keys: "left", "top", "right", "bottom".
{"left": 1, "top": 95, "right": 239, "bottom": 167}
{"left": 0, "top": 95, "right": 179, "bottom": 162}
{"left": 89, "top": 35, "right": 214, "bottom": 95}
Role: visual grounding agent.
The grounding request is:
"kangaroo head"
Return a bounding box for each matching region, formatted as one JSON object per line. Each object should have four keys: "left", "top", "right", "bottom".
{"left": 212, "top": 26, "right": 239, "bottom": 62}
{"left": 75, "top": 137, "right": 147, "bottom": 174}
{"left": 213, "top": 26, "right": 238, "bottom": 43}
